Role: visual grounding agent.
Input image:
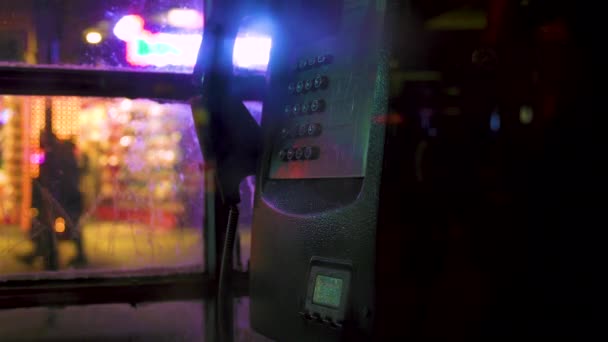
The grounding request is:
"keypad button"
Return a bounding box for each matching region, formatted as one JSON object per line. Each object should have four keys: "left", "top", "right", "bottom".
{"left": 305, "top": 79, "right": 313, "bottom": 92}
{"left": 295, "top": 147, "right": 304, "bottom": 160}
{"left": 317, "top": 54, "right": 331, "bottom": 65}
{"left": 307, "top": 57, "right": 317, "bottom": 68}
{"left": 278, "top": 149, "right": 287, "bottom": 161}
{"left": 286, "top": 148, "right": 295, "bottom": 161}
{"left": 304, "top": 146, "right": 320, "bottom": 160}
{"left": 296, "top": 81, "right": 304, "bottom": 94}
{"left": 292, "top": 104, "right": 301, "bottom": 115}
{"left": 297, "top": 124, "right": 308, "bottom": 137}
{"left": 313, "top": 75, "right": 328, "bottom": 90}
{"left": 288, "top": 82, "right": 296, "bottom": 94}
{"left": 310, "top": 99, "right": 325, "bottom": 113}
{"left": 284, "top": 105, "right": 292, "bottom": 115}
{"left": 298, "top": 59, "right": 308, "bottom": 70}
{"left": 301, "top": 102, "right": 310, "bottom": 115}
{"left": 307, "top": 123, "right": 322, "bottom": 136}
{"left": 280, "top": 128, "right": 290, "bottom": 139}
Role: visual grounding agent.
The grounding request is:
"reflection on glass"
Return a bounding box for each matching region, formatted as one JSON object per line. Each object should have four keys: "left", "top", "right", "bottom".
{"left": 0, "top": 95, "right": 204, "bottom": 274}
{"left": 1, "top": 2, "right": 272, "bottom": 73}
{"left": 113, "top": 14, "right": 203, "bottom": 68}
{"left": 0, "top": 1, "right": 204, "bottom": 72}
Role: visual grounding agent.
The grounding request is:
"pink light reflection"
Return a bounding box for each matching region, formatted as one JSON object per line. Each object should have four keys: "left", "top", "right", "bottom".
{"left": 30, "top": 152, "right": 45, "bottom": 165}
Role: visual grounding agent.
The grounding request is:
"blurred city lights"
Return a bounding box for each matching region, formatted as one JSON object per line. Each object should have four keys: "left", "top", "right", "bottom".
{"left": 119, "top": 99, "right": 133, "bottom": 111}
{"left": 0, "top": 108, "right": 13, "bottom": 124}
{"left": 520, "top": 106, "right": 534, "bottom": 125}
{"left": 29, "top": 151, "right": 45, "bottom": 165}
{"left": 127, "top": 33, "right": 202, "bottom": 67}
{"left": 114, "top": 14, "right": 200, "bottom": 67}
{"left": 85, "top": 31, "right": 103, "bottom": 44}
{"left": 167, "top": 9, "right": 204, "bottom": 29}
{"left": 113, "top": 15, "right": 145, "bottom": 41}
{"left": 54, "top": 217, "right": 66, "bottom": 233}
{"left": 113, "top": 14, "right": 272, "bottom": 70}
{"left": 108, "top": 155, "right": 119, "bottom": 167}
{"left": 120, "top": 135, "right": 133, "bottom": 147}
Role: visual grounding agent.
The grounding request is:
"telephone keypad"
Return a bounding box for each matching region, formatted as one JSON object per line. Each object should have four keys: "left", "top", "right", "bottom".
{"left": 279, "top": 146, "right": 320, "bottom": 162}
{"left": 272, "top": 51, "right": 343, "bottom": 176}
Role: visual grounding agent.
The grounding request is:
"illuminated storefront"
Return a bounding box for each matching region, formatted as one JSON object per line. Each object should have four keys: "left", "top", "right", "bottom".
{"left": 0, "top": 95, "right": 204, "bottom": 231}
{"left": 92, "top": 98, "right": 203, "bottom": 229}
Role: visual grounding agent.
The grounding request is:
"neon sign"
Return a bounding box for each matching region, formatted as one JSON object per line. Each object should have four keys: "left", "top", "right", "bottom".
{"left": 126, "top": 32, "right": 202, "bottom": 67}
{"left": 114, "top": 15, "right": 201, "bottom": 68}
{"left": 114, "top": 14, "right": 272, "bottom": 70}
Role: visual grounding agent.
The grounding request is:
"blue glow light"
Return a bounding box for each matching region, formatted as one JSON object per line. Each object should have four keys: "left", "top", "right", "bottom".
{"left": 233, "top": 34, "right": 272, "bottom": 72}
{"left": 0, "top": 109, "right": 12, "bottom": 124}
{"left": 490, "top": 111, "right": 501, "bottom": 132}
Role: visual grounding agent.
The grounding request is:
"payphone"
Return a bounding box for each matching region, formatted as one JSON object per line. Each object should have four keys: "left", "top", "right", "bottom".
{"left": 249, "top": 0, "right": 394, "bottom": 340}
{"left": 195, "top": 0, "right": 603, "bottom": 340}
{"left": 248, "top": 0, "right": 603, "bottom": 340}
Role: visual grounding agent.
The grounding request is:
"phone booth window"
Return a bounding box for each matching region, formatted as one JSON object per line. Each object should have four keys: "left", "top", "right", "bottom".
{"left": 0, "top": 1, "right": 204, "bottom": 72}
{"left": 0, "top": 96, "right": 205, "bottom": 272}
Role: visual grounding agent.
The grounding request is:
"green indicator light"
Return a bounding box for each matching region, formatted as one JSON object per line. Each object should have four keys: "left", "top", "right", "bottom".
{"left": 312, "top": 275, "right": 343, "bottom": 308}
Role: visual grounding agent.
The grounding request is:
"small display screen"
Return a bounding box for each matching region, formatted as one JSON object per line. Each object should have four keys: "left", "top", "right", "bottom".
{"left": 312, "top": 275, "right": 343, "bottom": 308}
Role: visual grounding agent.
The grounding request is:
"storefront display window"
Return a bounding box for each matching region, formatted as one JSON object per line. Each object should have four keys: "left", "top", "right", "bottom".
{"left": 0, "top": 95, "right": 205, "bottom": 273}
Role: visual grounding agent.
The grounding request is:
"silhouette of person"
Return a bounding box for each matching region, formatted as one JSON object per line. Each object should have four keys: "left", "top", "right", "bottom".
{"left": 17, "top": 131, "right": 87, "bottom": 269}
